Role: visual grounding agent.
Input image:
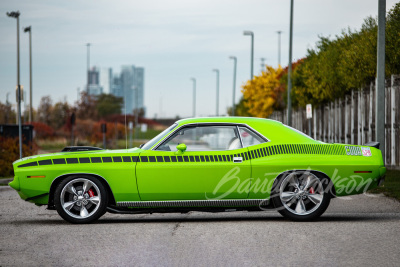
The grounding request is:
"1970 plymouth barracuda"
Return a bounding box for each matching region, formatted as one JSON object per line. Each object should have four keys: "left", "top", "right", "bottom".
{"left": 10, "top": 117, "right": 386, "bottom": 223}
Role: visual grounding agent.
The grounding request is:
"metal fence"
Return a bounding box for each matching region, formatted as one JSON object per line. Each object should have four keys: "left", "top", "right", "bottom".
{"left": 269, "top": 75, "right": 400, "bottom": 166}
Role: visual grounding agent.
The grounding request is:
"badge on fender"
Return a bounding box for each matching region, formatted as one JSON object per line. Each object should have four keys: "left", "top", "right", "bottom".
{"left": 361, "top": 147, "right": 372, "bottom": 157}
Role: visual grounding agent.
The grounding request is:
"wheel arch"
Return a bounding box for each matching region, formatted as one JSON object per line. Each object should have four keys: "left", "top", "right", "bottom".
{"left": 271, "top": 169, "right": 336, "bottom": 199}
{"left": 48, "top": 173, "right": 116, "bottom": 209}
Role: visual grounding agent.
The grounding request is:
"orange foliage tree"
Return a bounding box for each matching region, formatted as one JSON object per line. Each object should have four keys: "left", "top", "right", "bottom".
{"left": 0, "top": 137, "right": 38, "bottom": 177}
{"left": 241, "top": 66, "right": 284, "bottom": 118}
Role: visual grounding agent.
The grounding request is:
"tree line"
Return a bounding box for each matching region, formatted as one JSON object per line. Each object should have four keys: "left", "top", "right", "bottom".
{"left": 235, "top": 3, "right": 400, "bottom": 118}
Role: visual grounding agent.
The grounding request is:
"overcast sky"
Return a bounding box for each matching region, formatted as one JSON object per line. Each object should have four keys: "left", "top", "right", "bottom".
{"left": 1, "top": 0, "right": 397, "bottom": 118}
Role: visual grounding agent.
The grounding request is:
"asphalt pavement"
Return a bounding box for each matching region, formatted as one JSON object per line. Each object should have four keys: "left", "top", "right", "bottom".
{"left": 1, "top": 186, "right": 399, "bottom": 266}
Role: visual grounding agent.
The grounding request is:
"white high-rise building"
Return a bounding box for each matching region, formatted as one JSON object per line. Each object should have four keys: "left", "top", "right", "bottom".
{"left": 100, "top": 68, "right": 112, "bottom": 94}
{"left": 120, "top": 65, "right": 145, "bottom": 115}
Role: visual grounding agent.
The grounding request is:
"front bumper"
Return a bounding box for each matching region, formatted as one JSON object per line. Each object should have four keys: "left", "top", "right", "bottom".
{"left": 9, "top": 175, "right": 20, "bottom": 191}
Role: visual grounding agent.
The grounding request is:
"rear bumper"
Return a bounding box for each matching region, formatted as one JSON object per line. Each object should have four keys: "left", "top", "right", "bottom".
{"left": 377, "top": 166, "right": 386, "bottom": 186}
{"left": 378, "top": 175, "right": 385, "bottom": 186}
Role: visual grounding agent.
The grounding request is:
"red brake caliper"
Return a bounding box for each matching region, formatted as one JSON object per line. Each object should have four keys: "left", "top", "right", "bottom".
{"left": 88, "top": 189, "right": 95, "bottom": 197}
{"left": 309, "top": 187, "right": 315, "bottom": 194}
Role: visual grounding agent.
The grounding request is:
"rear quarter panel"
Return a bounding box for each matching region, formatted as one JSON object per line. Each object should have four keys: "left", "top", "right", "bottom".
{"left": 246, "top": 143, "right": 384, "bottom": 199}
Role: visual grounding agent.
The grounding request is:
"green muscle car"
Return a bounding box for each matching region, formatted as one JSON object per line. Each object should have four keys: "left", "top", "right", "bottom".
{"left": 9, "top": 117, "right": 386, "bottom": 223}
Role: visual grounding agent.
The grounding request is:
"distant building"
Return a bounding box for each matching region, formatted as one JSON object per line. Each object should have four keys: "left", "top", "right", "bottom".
{"left": 87, "top": 65, "right": 145, "bottom": 115}
{"left": 120, "top": 65, "right": 145, "bottom": 114}
{"left": 100, "top": 68, "right": 112, "bottom": 94}
{"left": 111, "top": 75, "right": 122, "bottom": 97}
{"left": 87, "top": 67, "right": 103, "bottom": 95}
{"left": 134, "top": 67, "right": 145, "bottom": 113}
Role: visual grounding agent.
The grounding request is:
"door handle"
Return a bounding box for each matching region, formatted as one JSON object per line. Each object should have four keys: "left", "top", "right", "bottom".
{"left": 233, "top": 157, "right": 242, "bottom": 163}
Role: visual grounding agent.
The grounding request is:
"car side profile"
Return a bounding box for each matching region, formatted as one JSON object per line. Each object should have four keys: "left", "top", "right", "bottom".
{"left": 10, "top": 117, "right": 386, "bottom": 223}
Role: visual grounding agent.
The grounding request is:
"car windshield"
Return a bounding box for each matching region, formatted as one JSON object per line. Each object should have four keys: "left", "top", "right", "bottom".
{"left": 141, "top": 123, "right": 178, "bottom": 150}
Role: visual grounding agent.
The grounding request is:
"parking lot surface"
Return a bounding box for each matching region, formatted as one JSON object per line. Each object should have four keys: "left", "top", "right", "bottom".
{"left": 1, "top": 186, "right": 400, "bottom": 266}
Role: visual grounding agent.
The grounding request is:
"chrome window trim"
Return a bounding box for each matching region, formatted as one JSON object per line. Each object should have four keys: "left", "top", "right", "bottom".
{"left": 236, "top": 125, "right": 244, "bottom": 148}
{"left": 237, "top": 125, "right": 269, "bottom": 148}
{"left": 151, "top": 122, "right": 270, "bottom": 151}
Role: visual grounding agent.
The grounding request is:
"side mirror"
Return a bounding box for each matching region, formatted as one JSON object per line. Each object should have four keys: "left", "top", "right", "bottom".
{"left": 176, "top": 143, "right": 187, "bottom": 153}
{"left": 139, "top": 144, "right": 144, "bottom": 148}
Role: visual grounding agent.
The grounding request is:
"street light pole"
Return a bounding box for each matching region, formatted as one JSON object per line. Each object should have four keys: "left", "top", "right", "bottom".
{"left": 276, "top": 30, "right": 282, "bottom": 67}
{"left": 229, "top": 56, "right": 237, "bottom": 116}
{"left": 24, "top": 26, "right": 32, "bottom": 122}
{"left": 243, "top": 31, "right": 254, "bottom": 80}
{"left": 287, "top": 0, "right": 294, "bottom": 126}
{"left": 86, "top": 43, "right": 91, "bottom": 93}
{"left": 134, "top": 86, "right": 139, "bottom": 141}
{"left": 7, "top": 11, "right": 22, "bottom": 159}
{"left": 190, "top": 78, "right": 196, "bottom": 117}
{"left": 376, "top": 0, "right": 386, "bottom": 159}
{"left": 212, "top": 69, "right": 219, "bottom": 116}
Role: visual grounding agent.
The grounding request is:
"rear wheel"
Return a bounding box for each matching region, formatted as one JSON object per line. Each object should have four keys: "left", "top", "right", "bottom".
{"left": 272, "top": 171, "right": 331, "bottom": 221}
{"left": 54, "top": 175, "right": 108, "bottom": 224}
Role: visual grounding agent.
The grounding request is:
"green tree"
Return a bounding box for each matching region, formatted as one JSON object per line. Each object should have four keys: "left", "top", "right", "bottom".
{"left": 50, "top": 101, "right": 70, "bottom": 130}
{"left": 0, "top": 101, "right": 16, "bottom": 124}
{"left": 76, "top": 92, "right": 98, "bottom": 120}
{"left": 37, "top": 96, "right": 53, "bottom": 125}
{"left": 95, "top": 94, "right": 123, "bottom": 118}
{"left": 386, "top": 3, "right": 400, "bottom": 75}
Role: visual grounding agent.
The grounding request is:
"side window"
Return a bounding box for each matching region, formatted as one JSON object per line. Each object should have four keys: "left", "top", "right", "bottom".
{"left": 157, "top": 125, "right": 242, "bottom": 151}
{"left": 239, "top": 127, "right": 266, "bottom": 147}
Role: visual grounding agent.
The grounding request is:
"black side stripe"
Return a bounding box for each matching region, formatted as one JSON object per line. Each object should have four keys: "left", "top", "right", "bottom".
{"left": 38, "top": 159, "right": 52, "bottom": 165}
{"left": 53, "top": 158, "right": 66, "bottom": 164}
{"left": 91, "top": 157, "right": 102, "bottom": 163}
{"left": 79, "top": 158, "right": 90, "bottom": 163}
{"left": 18, "top": 161, "right": 38, "bottom": 168}
{"left": 102, "top": 157, "right": 112, "bottom": 163}
{"left": 18, "top": 143, "right": 351, "bottom": 168}
{"left": 67, "top": 158, "right": 79, "bottom": 164}
{"left": 113, "top": 156, "right": 122, "bottom": 162}
{"left": 123, "top": 156, "right": 131, "bottom": 162}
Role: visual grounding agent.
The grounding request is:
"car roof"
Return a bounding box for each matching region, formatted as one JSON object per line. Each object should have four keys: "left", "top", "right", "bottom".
{"left": 174, "top": 117, "right": 316, "bottom": 144}
{"left": 176, "top": 116, "right": 282, "bottom": 126}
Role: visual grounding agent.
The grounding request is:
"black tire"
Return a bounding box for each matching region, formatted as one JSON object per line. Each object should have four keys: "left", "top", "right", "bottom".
{"left": 54, "top": 175, "right": 108, "bottom": 224}
{"left": 271, "top": 171, "right": 331, "bottom": 221}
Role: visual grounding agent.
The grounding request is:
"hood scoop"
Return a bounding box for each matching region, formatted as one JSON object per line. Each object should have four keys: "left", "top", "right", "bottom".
{"left": 61, "top": 146, "right": 103, "bottom": 152}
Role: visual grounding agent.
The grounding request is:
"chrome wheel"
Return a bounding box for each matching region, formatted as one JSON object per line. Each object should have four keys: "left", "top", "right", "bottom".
{"left": 279, "top": 172, "right": 324, "bottom": 216}
{"left": 60, "top": 178, "right": 101, "bottom": 219}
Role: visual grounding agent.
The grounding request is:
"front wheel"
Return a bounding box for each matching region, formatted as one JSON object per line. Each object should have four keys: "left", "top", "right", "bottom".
{"left": 54, "top": 175, "right": 108, "bottom": 224}
{"left": 272, "top": 171, "right": 331, "bottom": 221}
